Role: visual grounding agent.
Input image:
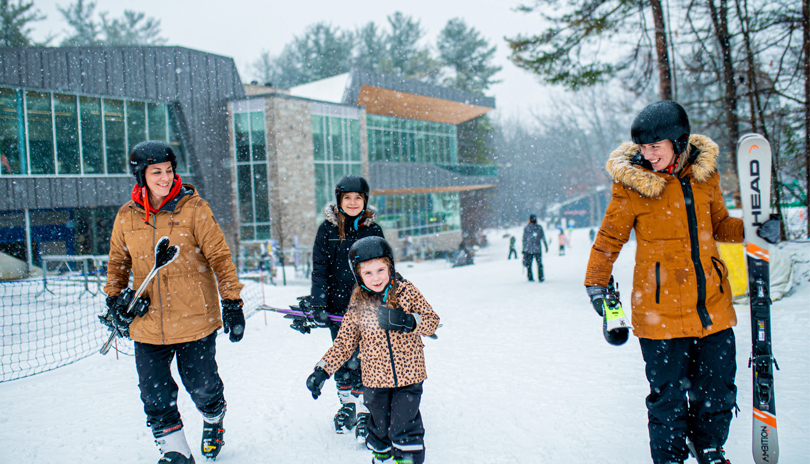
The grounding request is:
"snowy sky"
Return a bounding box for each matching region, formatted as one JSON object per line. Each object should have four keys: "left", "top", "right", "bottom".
{"left": 27, "top": 0, "right": 563, "bottom": 121}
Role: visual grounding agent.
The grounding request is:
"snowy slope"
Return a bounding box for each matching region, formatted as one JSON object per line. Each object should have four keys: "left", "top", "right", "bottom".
{"left": 0, "top": 227, "right": 807, "bottom": 463}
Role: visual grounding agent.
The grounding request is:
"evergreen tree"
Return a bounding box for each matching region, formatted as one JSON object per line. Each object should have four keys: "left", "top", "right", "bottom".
{"left": 384, "top": 12, "right": 440, "bottom": 82}
{"left": 437, "top": 18, "right": 501, "bottom": 93}
{"left": 0, "top": 0, "right": 44, "bottom": 47}
{"left": 58, "top": 0, "right": 166, "bottom": 46}
{"left": 353, "top": 21, "right": 387, "bottom": 73}
{"left": 57, "top": 0, "right": 98, "bottom": 45}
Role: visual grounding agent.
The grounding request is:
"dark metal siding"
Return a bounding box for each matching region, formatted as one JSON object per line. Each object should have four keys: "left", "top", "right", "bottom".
{"left": 0, "top": 46, "right": 246, "bottom": 221}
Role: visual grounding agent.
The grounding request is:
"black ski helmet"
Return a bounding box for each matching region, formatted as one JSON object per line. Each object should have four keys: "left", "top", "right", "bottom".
{"left": 130, "top": 140, "right": 177, "bottom": 187}
{"left": 348, "top": 236, "right": 395, "bottom": 286}
{"left": 630, "top": 101, "right": 691, "bottom": 155}
{"left": 335, "top": 175, "right": 370, "bottom": 208}
{"left": 529, "top": 214, "right": 537, "bottom": 223}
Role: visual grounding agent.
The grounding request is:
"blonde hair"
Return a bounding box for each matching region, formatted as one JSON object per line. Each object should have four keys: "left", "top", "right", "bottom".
{"left": 350, "top": 256, "right": 399, "bottom": 308}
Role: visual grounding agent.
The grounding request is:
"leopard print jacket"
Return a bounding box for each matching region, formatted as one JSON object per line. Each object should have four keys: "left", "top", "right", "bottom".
{"left": 318, "top": 279, "right": 440, "bottom": 388}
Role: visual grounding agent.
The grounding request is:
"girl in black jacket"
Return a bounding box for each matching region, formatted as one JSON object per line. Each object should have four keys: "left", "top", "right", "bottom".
{"left": 309, "top": 175, "right": 385, "bottom": 441}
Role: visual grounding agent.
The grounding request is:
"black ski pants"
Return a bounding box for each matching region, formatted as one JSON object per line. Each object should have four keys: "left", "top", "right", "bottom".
{"left": 364, "top": 382, "right": 425, "bottom": 464}
{"left": 525, "top": 253, "right": 544, "bottom": 281}
{"left": 508, "top": 248, "right": 517, "bottom": 259}
{"left": 329, "top": 323, "right": 363, "bottom": 394}
{"left": 639, "top": 328, "right": 737, "bottom": 464}
{"left": 135, "top": 331, "right": 226, "bottom": 435}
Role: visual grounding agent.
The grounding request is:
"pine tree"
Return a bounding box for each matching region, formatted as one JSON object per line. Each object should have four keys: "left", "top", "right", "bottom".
{"left": 0, "top": 0, "right": 44, "bottom": 47}
{"left": 437, "top": 18, "right": 501, "bottom": 94}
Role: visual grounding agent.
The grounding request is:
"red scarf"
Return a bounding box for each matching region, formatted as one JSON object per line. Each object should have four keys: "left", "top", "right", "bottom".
{"left": 131, "top": 174, "right": 183, "bottom": 226}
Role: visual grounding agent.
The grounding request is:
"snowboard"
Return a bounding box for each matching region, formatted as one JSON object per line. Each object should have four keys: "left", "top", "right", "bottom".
{"left": 737, "top": 133, "right": 779, "bottom": 464}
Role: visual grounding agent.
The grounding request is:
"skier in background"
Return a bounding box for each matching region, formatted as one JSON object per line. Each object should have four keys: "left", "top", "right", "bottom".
{"left": 589, "top": 228, "right": 596, "bottom": 242}
{"left": 104, "top": 141, "right": 245, "bottom": 464}
{"left": 508, "top": 235, "right": 518, "bottom": 260}
{"left": 558, "top": 229, "right": 567, "bottom": 256}
{"left": 309, "top": 175, "right": 385, "bottom": 440}
{"left": 583, "top": 101, "right": 780, "bottom": 464}
{"left": 306, "top": 236, "right": 440, "bottom": 464}
{"left": 522, "top": 214, "right": 548, "bottom": 281}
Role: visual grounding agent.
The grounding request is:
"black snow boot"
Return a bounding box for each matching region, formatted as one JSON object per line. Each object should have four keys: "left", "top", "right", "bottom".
{"left": 201, "top": 418, "right": 225, "bottom": 460}
{"left": 334, "top": 403, "right": 356, "bottom": 434}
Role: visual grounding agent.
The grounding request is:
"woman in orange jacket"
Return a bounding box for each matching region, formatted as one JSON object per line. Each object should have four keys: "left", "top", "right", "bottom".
{"left": 584, "top": 101, "right": 780, "bottom": 464}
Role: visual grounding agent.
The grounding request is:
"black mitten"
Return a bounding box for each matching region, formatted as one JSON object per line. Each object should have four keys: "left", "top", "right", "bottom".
{"left": 306, "top": 367, "right": 329, "bottom": 400}
{"left": 586, "top": 286, "right": 608, "bottom": 317}
{"left": 377, "top": 305, "right": 416, "bottom": 333}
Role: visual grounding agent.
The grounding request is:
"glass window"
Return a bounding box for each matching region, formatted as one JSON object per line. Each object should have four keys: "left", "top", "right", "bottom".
{"left": 312, "top": 115, "right": 324, "bottom": 161}
{"left": 126, "top": 101, "right": 146, "bottom": 153}
{"left": 349, "top": 119, "right": 360, "bottom": 161}
{"left": 250, "top": 111, "right": 265, "bottom": 162}
{"left": 79, "top": 97, "right": 103, "bottom": 174}
{"left": 168, "top": 105, "right": 188, "bottom": 173}
{"left": 0, "top": 88, "right": 26, "bottom": 174}
{"left": 330, "top": 117, "right": 344, "bottom": 162}
{"left": 26, "top": 91, "right": 55, "bottom": 175}
{"left": 53, "top": 93, "right": 80, "bottom": 174}
{"left": 103, "top": 99, "right": 126, "bottom": 174}
{"left": 237, "top": 164, "right": 253, "bottom": 223}
{"left": 406, "top": 132, "right": 416, "bottom": 162}
{"left": 391, "top": 129, "right": 400, "bottom": 162}
{"left": 234, "top": 112, "right": 250, "bottom": 163}
{"left": 256, "top": 225, "right": 271, "bottom": 241}
{"left": 147, "top": 103, "right": 167, "bottom": 141}
{"left": 253, "top": 164, "right": 270, "bottom": 223}
{"left": 240, "top": 226, "right": 254, "bottom": 241}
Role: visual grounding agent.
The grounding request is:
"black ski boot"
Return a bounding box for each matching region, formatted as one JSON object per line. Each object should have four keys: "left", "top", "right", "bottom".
{"left": 355, "top": 412, "right": 370, "bottom": 443}
{"left": 688, "top": 441, "right": 731, "bottom": 464}
{"left": 201, "top": 419, "right": 225, "bottom": 460}
{"left": 154, "top": 425, "right": 195, "bottom": 464}
{"left": 334, "top": 403, "right": 356, "bottom": 434}
{"left": 159, "top": 452, "right": 196, "bottom": 464}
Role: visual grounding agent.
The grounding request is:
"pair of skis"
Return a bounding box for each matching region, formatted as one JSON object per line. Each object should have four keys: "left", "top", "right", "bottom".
{"left": 738, "top": 134, "right": 779, "bottom": 464}
{"left": 99, "top": 236, "right": 179, "bottom": 355}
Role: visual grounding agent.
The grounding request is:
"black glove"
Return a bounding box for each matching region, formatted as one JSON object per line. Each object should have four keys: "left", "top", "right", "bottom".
{"left": 756, "top": 215, "right": 781, "bottom": 244}
{"left": 306, "top": 367, "right": 329, "bottom": 400}
{"left": 377, "top": 305, "right": 416, "bottom": 333}
{"left": 311, "top": 307, "right": 333, "bottom": 327}
{"left": 222, "top": 299, "right": 245, "bottom": 342}
{"left": 98, "top": 289, "right": 149, "bottom": 339}
{"left": 586, "top": 286, "right": 608, "bottom": 317}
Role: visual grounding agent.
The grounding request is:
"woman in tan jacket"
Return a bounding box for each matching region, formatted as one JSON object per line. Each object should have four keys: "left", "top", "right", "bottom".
{"left": 306, "top": 236, "right": 439, "bottom": 464}
{"left": 584, "top": 101, "right": 779, "bottom": 464}
{"left": 103, "top": 141, "right": 244, "bottom": 464}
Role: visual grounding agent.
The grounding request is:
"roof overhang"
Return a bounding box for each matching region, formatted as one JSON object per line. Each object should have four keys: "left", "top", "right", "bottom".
{"left": 356, "top": 85, "right": 492, "bottom": 125}
{"left": 371, "top": 184, "right": 497, "bottom": 196}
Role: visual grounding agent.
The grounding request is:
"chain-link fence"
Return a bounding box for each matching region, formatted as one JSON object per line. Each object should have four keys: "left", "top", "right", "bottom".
{"left": 1, "top": 272, "right": 267, "bottom": 383}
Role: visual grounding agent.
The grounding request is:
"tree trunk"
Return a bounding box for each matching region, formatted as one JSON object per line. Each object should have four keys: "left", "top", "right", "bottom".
{"left": 708, "top": 0, "right": 740, "bottom": 174}
{"left": 804, "top": 0, "right": 810, "bottom": 238}
{"left": 649, "top": 0, "right": 673, "bottom": 101}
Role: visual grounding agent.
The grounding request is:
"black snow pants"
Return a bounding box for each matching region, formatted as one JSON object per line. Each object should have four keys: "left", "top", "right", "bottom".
{"left": 525, "top": 253, "right": 544, "bottom": 281}
{"left": 330, "top": 323, "right": 363, "bottom": 395}
{"left": 639, "top": 328, "right": 737, "bottom": 464}
{"left": 364, "top": 382, "right": 425, "bottom": 464}
{"left": 135, "top": 331, "right": 226, "bottom": 435}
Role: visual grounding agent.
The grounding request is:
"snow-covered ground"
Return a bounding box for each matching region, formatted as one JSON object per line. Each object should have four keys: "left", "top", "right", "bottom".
{"left": 1, "top": 227, "right": 808, "bottom": 463}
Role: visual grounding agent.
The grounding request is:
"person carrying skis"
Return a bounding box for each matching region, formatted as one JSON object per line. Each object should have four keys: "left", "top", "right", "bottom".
{"left": 522, "top": 214, "right": 548, "bottom": 281}
{"left": 309, "top": 175, "right": 385, "bottom": 440}
{"left": 583, "top": 101, "right": 780, "bottom": 464}
{"left": 306, "top": 236, "right": 440, "bottom": 464}
{"left": 103, "top": 141, "right": 245, "bottom": 464}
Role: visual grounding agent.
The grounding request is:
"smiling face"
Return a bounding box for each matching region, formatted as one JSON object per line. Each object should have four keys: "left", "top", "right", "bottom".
{"left": 144, "top": 161, "right": 174, "bottom": 202}
{"left": 358, "top": 258, "right": 390, "bottom": 292}
{"left": 639, "top": 139, "right": 677, "bottom": 172}
{"left": 340, "top": 192, "right": 365, "bottom": 217}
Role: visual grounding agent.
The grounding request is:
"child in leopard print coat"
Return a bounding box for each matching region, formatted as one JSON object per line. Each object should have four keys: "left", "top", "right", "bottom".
{"left": 306, "top": 236, "right": 439, "bottom": 464}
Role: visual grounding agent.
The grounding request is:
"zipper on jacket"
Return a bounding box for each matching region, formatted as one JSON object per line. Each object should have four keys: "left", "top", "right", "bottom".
{"left": 384, "top": 330, "right": 399, "bottom": 388}
{"left": 711, "top": 257, "right": 725, "bottom": 294}
{"left": 655, "top": 262, "right": 661, "bottom": 304}
{"left": 678, "top": 178, "right": 712, "bottom": 328}
{"left": 153, "top": 215, "right": 166, "bottom": 345}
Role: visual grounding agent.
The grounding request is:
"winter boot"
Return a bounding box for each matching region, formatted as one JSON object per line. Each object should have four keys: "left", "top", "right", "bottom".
{"left": 372, "top": 451, "right": 392, "bottom": 463}
{"left": 393, "top": 454, "right": 416, "bottom": 464}
{"left": 201, "top": 408, "right": 226, "bottom": 460}
{"left": 355, "top": 392, "right": 370, "bottom": 443}
{"left": 334, "top": 402, "right": 357, "bottom": 434}
{"left": 154, "top": 425, "right": 195, "bottom": 464}
{"left": 687, "top": 440, "right": 730, "bottom": 464}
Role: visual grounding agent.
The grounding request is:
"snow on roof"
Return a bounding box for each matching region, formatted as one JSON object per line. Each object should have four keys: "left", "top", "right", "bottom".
{"left": 288, "top": 73, "right": 351, "bottom": 103}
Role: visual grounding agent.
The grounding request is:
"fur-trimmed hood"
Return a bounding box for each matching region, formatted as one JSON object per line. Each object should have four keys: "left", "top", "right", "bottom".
{"left": 606, "top": 134, "right": 719, "bottom": 199}
{"left": 323, "top": 203, "right": 378, "bottom": 227}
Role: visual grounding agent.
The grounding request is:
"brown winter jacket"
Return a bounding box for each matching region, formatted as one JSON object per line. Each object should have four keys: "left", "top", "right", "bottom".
{"left": 584, "top": 135, "right": 744, "bottom": 340}
{"left": 104, "top": 184, "right": 243, "bottom": 345}
{"left": 318, "top": 279, "right": 440, "bottom": 389}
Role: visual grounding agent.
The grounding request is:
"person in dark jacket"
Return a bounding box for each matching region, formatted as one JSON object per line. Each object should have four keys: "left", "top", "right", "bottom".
{"left": 309, "top": 175, "right": 385, "bottom": 440}
{"left": 508, "top": 236, "right": 517, "bottom": 260}
{"left": 522, "top": 214, "right": 548, "bottom": 282}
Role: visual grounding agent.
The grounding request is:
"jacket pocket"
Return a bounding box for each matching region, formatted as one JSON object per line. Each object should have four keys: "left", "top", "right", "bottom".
{"left": 711, "top": 257, "right": 725, "bottom": 294}
{"left": 655, "top": 262, "right": 661, "bottom": 304}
